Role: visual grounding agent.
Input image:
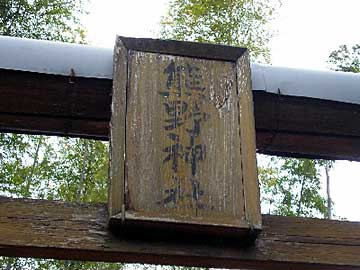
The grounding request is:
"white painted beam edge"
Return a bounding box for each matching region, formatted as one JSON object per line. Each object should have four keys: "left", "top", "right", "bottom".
{"left": 0, "top": 35, "right": 359, "bottom": 105}
{"left": 251, "top": 63, "right": 360, "bottom": 105}
{"left": 0, "top": 35, "right": 113, "bottom": 79}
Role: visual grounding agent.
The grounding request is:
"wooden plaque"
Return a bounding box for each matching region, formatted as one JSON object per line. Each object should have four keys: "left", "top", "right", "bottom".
{"left": 109, "top": 37, "right": 261, "bottom": 240}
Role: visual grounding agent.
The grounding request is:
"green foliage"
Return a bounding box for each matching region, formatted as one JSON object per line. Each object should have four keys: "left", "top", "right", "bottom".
{"left": 52, "top": 138, "right": 109, "bottom": 203}
{"left": 160, "top": 0, "right": 280, "bottom": 62}
{"left": 0, "top": 134, "right": 54, "bottom": 198}
{"left": 259, "top": 156, "right": 330, "bottom": 218}
{"left": 0, "top": 257, "right": 123, "bottom": 270}
{"left": 0, "top": 135, "right": 108, "bottom": 203}
{"left": 0, "top": 0, "right": 87, "bottom": 42}
{"left": 328, "top": 44, "right": 360, "bottom": 73}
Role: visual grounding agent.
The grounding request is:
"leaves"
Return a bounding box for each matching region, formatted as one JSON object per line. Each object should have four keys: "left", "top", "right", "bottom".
{"left": 0, "top": 0, "right": 87, "bottom": 43}
{"left": 0, "top": 257, "right": 124, "bottom": 270}
{"left": 0, "top": 135, "right": 108, "bottom": 202}
{"left": 53, "top": 138, "right": 109, "bottom": 203}
{"left": 259, "top": 156, "right": 332, "bottom": 218}
{"left": 328, "top": 44, "right": 360, "bottom": 73}
{"left": 160, "top": 0, "right": 281, "bottom": 62}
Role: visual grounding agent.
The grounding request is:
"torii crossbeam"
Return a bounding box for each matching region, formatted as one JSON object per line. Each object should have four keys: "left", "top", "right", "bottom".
{"left": 0, "top": 36, "right": 359, "bottom": 270}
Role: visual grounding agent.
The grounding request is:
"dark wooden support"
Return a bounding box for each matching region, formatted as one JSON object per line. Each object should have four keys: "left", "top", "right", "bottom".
{"left": 0, "top": 69, "right": 112, "bottom": 140}
{"left": 0, "top": 197, "right": 359, "bottom": 270}
{"left": 0, "top": 68, "right": 360, "bottom": 160}
{"left": 254, "top": 92, "right": 360, "bottom": 160}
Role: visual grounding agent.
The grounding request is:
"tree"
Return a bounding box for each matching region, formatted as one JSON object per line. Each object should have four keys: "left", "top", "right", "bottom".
{"left": 0, "top": 0, "right": 87, "bottom": 43}
{"left": 324, "top": 160, "right": 334, "bottom": 219}
{"left": 259, "top": 157, "right": 332, "bottom": 218}
{"left": 328, "top": 44, "right": 360, "bottom": 73}
{"left": 160, "top": 0, "right": 280, "bottom": 62}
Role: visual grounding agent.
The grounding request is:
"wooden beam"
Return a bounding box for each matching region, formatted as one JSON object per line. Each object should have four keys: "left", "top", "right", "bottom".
{"left": 0, "top": 197, "right": 360, "bottom": 270}
{"left": 0, "top": 69, "right": 111, "bottom": 139}
{"left": 0, "top": 69, "right": 359, "bottom": 160}
{"left": 254, "top": 92, "right": 360, "bottom": 160}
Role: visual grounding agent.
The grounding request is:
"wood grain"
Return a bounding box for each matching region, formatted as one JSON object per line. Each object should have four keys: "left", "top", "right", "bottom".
{"left": 237, "top": 52, "right": 261, "bottom": 229}
{"left": 0, "top": 197, "right": 359, "bottom": 270}
{"left": 109, "top": 38, "right": 128, "bottom": 216}
{"left": 109, "top": 44, "right": 262, "bottom": 235}
{"left": 123, "top": 50, "right": 249, "bottom": 228}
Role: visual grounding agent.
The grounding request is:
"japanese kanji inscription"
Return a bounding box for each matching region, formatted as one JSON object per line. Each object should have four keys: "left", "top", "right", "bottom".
{"left": 109, "top": 37, "right": 261, "bottom": 240}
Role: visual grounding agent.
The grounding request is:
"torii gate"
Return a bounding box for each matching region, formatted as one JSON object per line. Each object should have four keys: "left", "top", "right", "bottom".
{"left": 0, "top": 35, "right": 359, "bottom": 270}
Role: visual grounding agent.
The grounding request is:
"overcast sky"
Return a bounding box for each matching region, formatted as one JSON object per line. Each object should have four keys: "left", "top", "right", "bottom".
{"left": 270, "top": 0, "right": 360, "bottom": 69}
{"left": 83, "top": 0, "right": 360, "bottom": 221}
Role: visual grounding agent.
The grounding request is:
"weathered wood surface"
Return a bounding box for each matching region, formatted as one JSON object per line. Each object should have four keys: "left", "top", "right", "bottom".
{"left": 110, "top": 37, "right": 260, "bottom": 234}
{"left": 0, "top": 69, "right": 111, "bottom": 140}
{"left": 254, "top": 92, "right": 360, "bottom": 160}
{"left": 0, "top": 68, "right": 360, "bottom": 161}
{"left": 109, "top": 39, "right": 128, "bottom": 216}
{"left": 120, "top": 49, "right": 253, "bottom": 228}
{"left": 119, "top": 36, "right": 247, "bottom": 62}
{"left": 237, "top": 52, "right": 261, "bottom": 228}
{"left": 0, "top": 197, "right": 360, "bottom": 270}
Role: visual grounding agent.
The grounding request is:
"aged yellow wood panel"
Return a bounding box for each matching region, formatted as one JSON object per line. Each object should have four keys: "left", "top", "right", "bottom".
{"left": 109, "top": 39, "right": 127, "bottom": 216}
{"left": 125, "top": 50, "right": 247, "bottom": 227}
{"left": 237, "top": 52, "right": 261, "bottom": 229}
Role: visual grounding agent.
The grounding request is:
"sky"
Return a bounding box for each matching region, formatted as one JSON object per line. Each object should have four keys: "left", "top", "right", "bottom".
{"left": 83, "top": 0, "right": 360, "bottom": 221}
{"left": 270, "top": 0, "right": 360, "bottom": 70}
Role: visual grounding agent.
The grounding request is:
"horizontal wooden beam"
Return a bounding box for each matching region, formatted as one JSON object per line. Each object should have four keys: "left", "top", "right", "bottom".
{"left": 254, "top": 92, "right": 360, "bottom": 160}
{"left": 0, "top": 197, "right": 359, "bottom": 270}
{"left": 0, "top": 69, "right": 111, "bottom": 140}
{"left": 0, "top": 69, "right": 359, "bottom": 160}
